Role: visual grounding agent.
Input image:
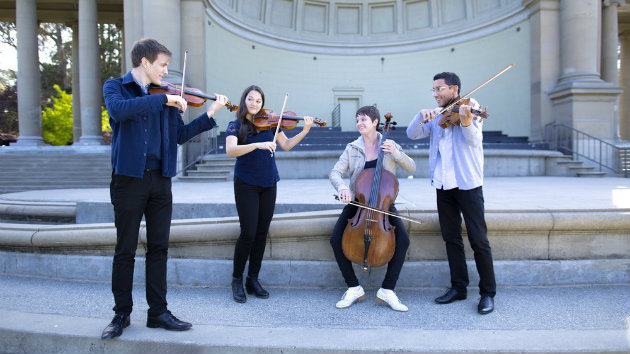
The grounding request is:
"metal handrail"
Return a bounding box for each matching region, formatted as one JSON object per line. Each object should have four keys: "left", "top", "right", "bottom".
{"left": 544, "top": 122, "right": 630, "bottom": 177}
{"left": 177, "top": 127, "right": 219, "bottom": 175}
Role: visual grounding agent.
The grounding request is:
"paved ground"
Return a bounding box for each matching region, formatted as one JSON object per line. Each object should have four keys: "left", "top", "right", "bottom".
{"left": 0, "top": 273, "right": 629, "bottom": 353}
{"left": 2, "top": 176, "right": 629, "bottom": 211}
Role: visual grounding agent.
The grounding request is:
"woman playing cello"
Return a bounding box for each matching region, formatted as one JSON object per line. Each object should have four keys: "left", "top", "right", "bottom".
{"left": 225, "top": 85, "right": 314, "bottom": 303}
{"left": 329, "top": 106, "right": 416, "bottom": 312}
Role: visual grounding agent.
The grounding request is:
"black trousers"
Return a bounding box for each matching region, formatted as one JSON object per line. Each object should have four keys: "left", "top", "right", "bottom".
{"left": 110, "top": 170, "right": 172, "bottom": 317}
{"left": 436, "top": 186, "right": 496, "bottom": 297}
{"left": 232, "top": 176, "right": 277, "bottom": 279}
{"left": 330, "top": 204, "right": 410, "bottom": 290}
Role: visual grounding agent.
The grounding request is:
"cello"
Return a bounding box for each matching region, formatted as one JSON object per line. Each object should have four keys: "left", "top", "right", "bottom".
{"left": 342, "top": 113, "right": 398, "bottom": 270}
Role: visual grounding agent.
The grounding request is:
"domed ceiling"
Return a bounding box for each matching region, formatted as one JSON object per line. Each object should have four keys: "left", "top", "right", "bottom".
{"left": 206, "top": 0, "right": 527, "bottom": 54}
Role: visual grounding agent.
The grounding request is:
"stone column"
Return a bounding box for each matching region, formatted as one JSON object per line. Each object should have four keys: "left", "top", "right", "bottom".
{"left": 557, "top": 0, "right": 601, "bottom": 84}
{"left": 77, "top": 0, "right": 103, "bottom": 144}
{"left": 15, "top": 0, "right": 44, "bottom": 146}
{"left": 549, "top": 0, "right": 622, "bottom": 140}
{"left": 142, "top": 0, "right": 182, "bottom": 69}
{"left": 123, "top": 0, "right": 143, "bottom": 72}
{"left": 620, "top": 29, "right": 630, "bottom": 141}
{"left": 71, "top": 24, "right": 81, "bottom": 143}
{"left": 601, "top": 0, "right": 626, "bottom": 142}
{"left": 526, "top": 0, "right": 561, "bottom": 142}
{"left": 601, "top": 1, "right": 624, "bottom": 84}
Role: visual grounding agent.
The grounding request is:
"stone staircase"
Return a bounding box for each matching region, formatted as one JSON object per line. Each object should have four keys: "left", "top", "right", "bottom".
{"left": 177, "top": 156, "right": 234, "bottom": 182}
{"left": 0, "top": 148, "right": 111, "bottom": 194}
{"left": 545, "top": 155, "right": 608, "bottom": 177}
{"left": 177, "top": 127, "right": 547, "bottom": 182}
{"left": 208, "top": 127, "right": 546, "bottom": 153}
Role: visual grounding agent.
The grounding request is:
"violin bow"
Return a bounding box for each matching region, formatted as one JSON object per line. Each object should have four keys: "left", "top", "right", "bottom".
{"left": 333, "top": 195, "right": 424, "bottom": 225}
{"left": 180, "top": 50, "right": 189, "bottom": 102}
{"left": 436, "top": 63, "right": 514, "bottom": 119}
{"left": 271, "top": 93, "right": 289, "bottom": 157}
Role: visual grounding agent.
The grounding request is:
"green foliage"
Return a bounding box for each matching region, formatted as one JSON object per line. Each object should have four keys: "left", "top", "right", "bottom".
{"left": 40, "top": 84, "right": 112, "bottom": 145}
{"left": 102, "top": 108, "right": 111, "bottom": 131}
{"left": 102, "top": 107, "right": 112, "bottom": 144}
{"left": 41, "top": 85, "right": 73, "bottom": 145}
{"left": 99, "top": 24, "right": 122, "bottom": 83}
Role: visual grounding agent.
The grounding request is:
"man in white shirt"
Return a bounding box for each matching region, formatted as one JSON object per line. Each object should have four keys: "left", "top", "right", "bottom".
{"left": 406, "top": 72, "right": 495, "bottom": 315}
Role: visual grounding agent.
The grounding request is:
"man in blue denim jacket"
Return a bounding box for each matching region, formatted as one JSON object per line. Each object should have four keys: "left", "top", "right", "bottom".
{"left": 406, "top": 72, "right": 496, "bottom": 315}
{"left": 101, "top": 38, "right": 229, "bottom": 339}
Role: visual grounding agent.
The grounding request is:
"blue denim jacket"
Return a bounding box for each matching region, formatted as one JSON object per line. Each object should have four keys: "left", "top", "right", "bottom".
{"left": 406, "top": 108, "right": 484, "bottom": 190}
{"left": 103, "top": 71, "right": 216, "bottom": 178}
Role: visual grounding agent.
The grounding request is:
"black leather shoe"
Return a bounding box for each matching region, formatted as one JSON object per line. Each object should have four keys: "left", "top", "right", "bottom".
{"left": 246, "top": 276, "right": 269, "bottom": 299}
{"left": 146, "top": 310, "right": 192, "bottom": 331}
{"left": 478, "top": 295, "right": 494, "bottom": 314}
{"left": 101, "top": 313, "right": 130, "bottom": 339}
{"left": 232, "top": 276, "right": 247, "bottom": 303}
{"left": 434, "top": 288, "right": 467, "bottom": 304}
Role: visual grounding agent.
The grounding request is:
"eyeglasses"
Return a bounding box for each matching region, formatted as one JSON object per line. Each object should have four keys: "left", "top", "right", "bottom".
{"left": 430, "top": 85, "right": 452, "bottom": 93}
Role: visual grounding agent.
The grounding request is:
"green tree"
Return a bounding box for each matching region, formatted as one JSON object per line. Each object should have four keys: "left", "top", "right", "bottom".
{"left": 99, "top": 24, "right": 122, "bottom": 82}
{"left": 41, "top": 84, "right": 112, "bottom": 145}
{"left": 41, "top": 84, "right": 73, "bottom": 145}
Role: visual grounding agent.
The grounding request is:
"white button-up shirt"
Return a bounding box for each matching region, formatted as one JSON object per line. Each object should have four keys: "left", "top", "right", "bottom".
{"left": 406, "top": 99, "right": 484, "bottom": 191}
{"left": 433, "top": 125, "right": 458, "bottom": 190}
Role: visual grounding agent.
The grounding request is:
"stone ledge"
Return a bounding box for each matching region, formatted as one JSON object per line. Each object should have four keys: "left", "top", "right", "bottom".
{"left": 0, "top": 251, "right": 627, "bottom": 287}
{"left": 0, "top": 209, "right": 628, "bottom": 260}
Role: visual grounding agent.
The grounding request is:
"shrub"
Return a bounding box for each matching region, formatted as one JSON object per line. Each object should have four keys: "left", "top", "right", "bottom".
{"left": 41, "top": 84, "right": 112, "bottom": 145}
{"left": 41, "top": 84, "right": 73, "bottom": 145}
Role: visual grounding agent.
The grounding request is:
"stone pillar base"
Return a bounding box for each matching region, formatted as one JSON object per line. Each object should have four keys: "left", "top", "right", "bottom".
{"left": 77, "top": 135, "right": 103, "bottom": 145}
{"left": 14, "top": 136, "right": 45, "bottom": 146}
{"left": 549, "top": 81, "right": 623, "bottom": 139}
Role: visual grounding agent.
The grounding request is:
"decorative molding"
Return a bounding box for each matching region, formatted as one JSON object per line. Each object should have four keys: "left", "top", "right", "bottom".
{"left": 205, "top": 0, "right": 528, "bottom": 54}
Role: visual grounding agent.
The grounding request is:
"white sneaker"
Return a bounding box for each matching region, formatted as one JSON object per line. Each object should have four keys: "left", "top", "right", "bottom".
{"left": 376, "top": 288, "right": 408, "bottom": 312}
{"left": 335, "top": 286, "right": 366, "bottom": 309}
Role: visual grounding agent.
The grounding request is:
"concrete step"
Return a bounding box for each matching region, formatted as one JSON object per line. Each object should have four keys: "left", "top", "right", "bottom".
{"left": 181, "top": 157, "right": 235, "bottom": 182}
{"left": 576, "top": 171, "right": 607, "bottom": 177}
{"left": 177, "top": 175, "right": 231, "bottom": 182}
{"left": 185, "top": 170, "right": 231, "bottom": 177}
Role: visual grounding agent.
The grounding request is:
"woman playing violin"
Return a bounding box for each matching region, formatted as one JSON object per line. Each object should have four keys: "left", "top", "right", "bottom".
{"left": 329, "top": 105, "right": 415, "bottom": 312}
{"left": 226, "top": 85, "right": 314, "bottom": 303}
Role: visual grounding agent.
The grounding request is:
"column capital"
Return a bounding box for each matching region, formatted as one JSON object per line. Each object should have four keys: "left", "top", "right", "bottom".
{"left": 603, "top": 0, "right": 626, "bottom": 7}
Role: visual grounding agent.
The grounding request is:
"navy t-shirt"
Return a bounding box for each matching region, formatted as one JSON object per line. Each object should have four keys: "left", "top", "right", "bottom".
{"left": 226, "top": 120, "right": 280, "bottom": 187}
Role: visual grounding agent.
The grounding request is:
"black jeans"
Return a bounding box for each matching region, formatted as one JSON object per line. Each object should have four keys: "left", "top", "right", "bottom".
{"left": 436, "top": 186, "right": 496, "bottom": 297}
{"left": 330, "top": 204, "right": 410, "bottom": 290}
{"left": 233, "top": 176, "right": 277, "bottom": 279}
{"left": 110, "top": 170, "right": 172, "bottom": 317}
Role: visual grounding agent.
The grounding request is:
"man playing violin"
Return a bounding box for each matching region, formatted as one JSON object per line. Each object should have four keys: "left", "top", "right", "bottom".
{"left": 406, "top": 72, "right": 496, "bottom": 315}
{"left": 101, "top": 38, "right": 229, "bottom": 339}
{"left": 330, "top": 106, "right": 416, "bottom": 312}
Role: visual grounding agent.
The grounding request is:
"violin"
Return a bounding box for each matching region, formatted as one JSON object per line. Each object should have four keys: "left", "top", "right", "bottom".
{"left": 341, "top": 113, "right": 397, "bottom": 270}
{"left": 148, "top": 81, "right": 239, "bottom": 112}
{"left": 252, "top": 108, "right": 327, "bottom": 130}
{"left": 438, "top": 97, "right": 488, "bottom": 129}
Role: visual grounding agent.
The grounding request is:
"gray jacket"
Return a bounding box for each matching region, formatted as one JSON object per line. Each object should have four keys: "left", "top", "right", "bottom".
{"left": 329, "top": 133, "right": 416, "bottom": 199}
